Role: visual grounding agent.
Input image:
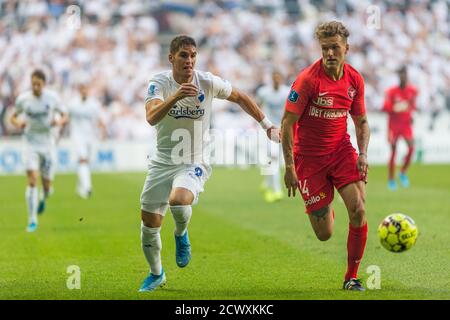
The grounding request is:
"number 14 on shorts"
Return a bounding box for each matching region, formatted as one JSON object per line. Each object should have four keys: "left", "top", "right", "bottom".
{"left": 299, "top": 179, "right": 310, "bottom": 196}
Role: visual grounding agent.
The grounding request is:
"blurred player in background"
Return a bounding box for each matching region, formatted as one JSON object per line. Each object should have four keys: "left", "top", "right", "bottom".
{"left": 281, "top": 21, "right": 370, "bottom": 291}
{"left": 138, "top": 35, "right": 279, "bottom": 292}
{"left": 382, "top": 66, "right": 418, "bottom": 190}
{"left": 68, "top": 83, "right": 106, "bottom": 199}
{"left": 257, "top": 70, "right": 290, "bottom": 203}
{"left": 10, "top": 69, "right": 68, "bottom": 232}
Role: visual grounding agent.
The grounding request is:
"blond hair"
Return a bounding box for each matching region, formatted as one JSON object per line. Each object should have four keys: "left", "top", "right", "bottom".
{"left": 314, "top": 21, "right": 350, "bottom": 41}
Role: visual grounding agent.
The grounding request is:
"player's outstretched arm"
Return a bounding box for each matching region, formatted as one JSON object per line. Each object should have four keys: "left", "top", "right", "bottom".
{"left": 226, "top": 87, "right": 279, "bottom": 142}
{"left": 146, "top": 83, "right": 198, "bottom": 126}
{"left": 281, "top": 111, "right": 300, "bottom": 197}
{"left": 10, "top": 111, "right": 26, "bottom": 130}
{"left": 352, "top": 114, "right": 370, "bottom": 178}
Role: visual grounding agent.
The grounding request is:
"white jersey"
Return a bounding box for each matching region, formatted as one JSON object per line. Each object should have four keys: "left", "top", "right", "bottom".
{"left": 14, "top": 89, "right": 64, "bottom": 147}
{"left": 68, "top": 96, "right": 102, "bottom": 140}
{"left": 145, "top": 70, "right": 232, "bottom": 165}
{"left": 256, "top": 84, "right": 290, "bottom": 125}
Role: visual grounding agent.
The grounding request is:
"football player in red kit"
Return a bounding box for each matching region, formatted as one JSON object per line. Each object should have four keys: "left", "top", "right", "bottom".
{"left": 383, "top": 66, "right": 418, "bottom": 190}
{"left": 281, "top": 21, "right": 370, "bottom": 291}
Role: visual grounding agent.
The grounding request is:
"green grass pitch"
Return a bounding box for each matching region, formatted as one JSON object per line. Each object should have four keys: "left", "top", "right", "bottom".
{"left": 0, "top": 164, "right": 449, "bottom": 299}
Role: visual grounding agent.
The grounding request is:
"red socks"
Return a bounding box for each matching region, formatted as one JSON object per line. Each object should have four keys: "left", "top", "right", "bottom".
{"left": 345, "top": 223, "right": 368, "bottom": 281}
{"left": 401, "top": 146, "right": 414, "bottom": 173}
{"left": 389, "top": 147, "right": 396, "bottom": 180}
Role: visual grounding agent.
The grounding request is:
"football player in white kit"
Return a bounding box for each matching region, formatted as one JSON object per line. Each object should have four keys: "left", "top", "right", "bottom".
{"left": 10, "top": 70, "right": 68, "bottom": 232}
{"left": 138, "top": 35, "right": 280, "bottom": 292}
{"left": 256, "top": 70, "right": 290, "bottom": 203}
{"left": 68, "top": 83, "right": 106, "bottom": 199}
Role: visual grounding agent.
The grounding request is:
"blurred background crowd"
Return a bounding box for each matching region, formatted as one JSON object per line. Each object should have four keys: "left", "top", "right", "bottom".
{"left": 0, "top": 0, "right": 449, "bottom": 140}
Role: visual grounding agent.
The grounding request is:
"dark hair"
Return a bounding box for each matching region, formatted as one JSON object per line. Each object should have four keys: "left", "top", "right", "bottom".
{"left": 398, "top": 65, "right": 407, "bottom": 74}
{"left": 170, "top": 35, "right": 196, "bottom": 54}
{"left": 31, "top": 69, "right": 46, "bottom": 82}
{"left": 314, "top": 21, "right": 350, "bottom": 41}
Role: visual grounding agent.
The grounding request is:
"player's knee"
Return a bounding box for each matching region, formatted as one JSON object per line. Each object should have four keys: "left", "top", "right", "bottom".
{"left": 169, "top": 193, "right": 193, "bottom": 206}
{"left": 350, "top": 201, "right": 366, "bottom": 226}
{"left": 141, "top": 211, "right": 162, "bottom": 228}
{"left": 315, "top": 230, "right": 332, "bottom": 241}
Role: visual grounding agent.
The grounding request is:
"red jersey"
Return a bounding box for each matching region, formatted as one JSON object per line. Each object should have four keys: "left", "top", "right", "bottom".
{"left": 285, "top": 59, "right": 366, "bottom": 156}
{"left": 382, "top": 85, "right": 417, "bottom": 129}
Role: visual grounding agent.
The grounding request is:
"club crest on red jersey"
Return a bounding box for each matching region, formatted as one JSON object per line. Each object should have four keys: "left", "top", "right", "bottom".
{"left": 347, "top": 86, "right": 356, "bottom": 100}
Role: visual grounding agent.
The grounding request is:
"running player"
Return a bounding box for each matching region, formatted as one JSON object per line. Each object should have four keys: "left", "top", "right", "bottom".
{"left": 138, "top": 35, "right": 279, "bottom": 292}
{"left": 68, "top": 83, "right": 106, "bottom": 198}
{"left": 11, "top": 69, "right": 68, "bottom": 232}
{"left": 382, "top": 66, "right": 418, "bottom": 190}
{"left": 281, "top": 21, "right": 370, "bottom": 291}
{"left": 256, "top": 70, "right": 290, "bottom": 202}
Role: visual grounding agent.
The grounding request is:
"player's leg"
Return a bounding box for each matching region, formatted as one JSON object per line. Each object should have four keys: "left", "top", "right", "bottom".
{"left": 37, "top": 151, "right": 55, "bottom": 214}
{"left": 264, "top": 144, "right": 283, "bottom": 202}
{"left": 388, "top": 136, "right": 398, "bottom": 190}
{"left": 77, "top": 158, "right": 91, "bottom": 198}
{"left": 139, "top": 166, "right": 173, "bottom": 292}
{"left": 308, "top": 205, "right": 335, "bottom": 241}
{"left": 338, "top": 181, "right": 368, "bottom": 290}
{"left": 295, "top": 154, "right": 335, "bottom": 240}
{"left": 24, "top": 148, "right": 39, "bottom": 231}
{"left": 76, "top": 141, "right": 91, "bottom": 198}
{"left": 169, "top": 187, "right": 194, "bottom": 236}
{"left": 170, "top": 165, "right": 210, "bottom": 268}
{"left": 25, "top": 169, "right": 39, "bottom": 232}
{"left": 400, "top": 135, "right": 414, "bottom": 188}
{"left": 139, "top": 210, "right": 167, "bottom": 292}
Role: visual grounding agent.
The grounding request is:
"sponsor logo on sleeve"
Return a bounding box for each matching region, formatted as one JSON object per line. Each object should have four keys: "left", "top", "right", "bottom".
{"left": 288, "top": 90, "right": 299, "bottom": 102}
{"left": 147, "top": 84, "right": 159, "bottom": 97}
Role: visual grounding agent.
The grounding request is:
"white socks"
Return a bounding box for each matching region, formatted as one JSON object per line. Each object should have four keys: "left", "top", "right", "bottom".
{"left": 78, "top": 163, "right": 91, "bottom": 194}
{"left": 170, "top": 205, "right": 192, "bottom": 236}
{"left": 265, "top": 167, "right": 282, "bottom": 193}
{"left": 25, "top": 186, "right": 38, "bottom": 224}
{"left": 141, "top": 224, "right": 162, "bottom": 276}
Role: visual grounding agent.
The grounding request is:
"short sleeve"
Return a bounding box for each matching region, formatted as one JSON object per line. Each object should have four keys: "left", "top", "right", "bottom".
{"left": 14, "top": 94, "right": 25, "bottom": 114}
{"left": 382, "top": 89, "right": 393, "bottom": 113}
{"left": 145, "top": 78, "right": 165, "bottom": 103}
{"left": 212, "top": 74, "right": 232, "bottom": 100}
{"left": 53, "top": 94, "right": 67, "bottom": 113}
{"left": 285, "top": 73, "right": 313, "bottom": 116}
{"left": 350, "top": 75, "right": 366, "bottom": 116}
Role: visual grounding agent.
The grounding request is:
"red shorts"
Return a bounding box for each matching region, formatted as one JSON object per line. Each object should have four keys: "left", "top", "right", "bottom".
{"left": 294, "top": 141, "right": 365, "bottom": 214}
{"left": 388, "top": 125, "right": 413, "bottom": 144}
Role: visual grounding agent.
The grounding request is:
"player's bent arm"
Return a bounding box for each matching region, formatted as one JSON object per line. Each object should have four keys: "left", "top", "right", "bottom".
{"left": 145, "top": 96, "right": 178, "bottom": 126}
{"left": 352, "top": 114, "right": 370, "bottom": 176}
{"left": 227, "top": 87, "right": 279, "bottom": 141}
{"left": 226, "top": 87, "right": 265, "bottom": 122}
{"left": 281, "top": 111, "right": 300, "bottom": 168}
{"left": 145, "top": 83, "right": 199, "bottom": 126}
{"left": 352, "top": 114, "right": 370, "bottom": 156}
{"left": 10, "top": 111, "right": 25, "bottom": 129}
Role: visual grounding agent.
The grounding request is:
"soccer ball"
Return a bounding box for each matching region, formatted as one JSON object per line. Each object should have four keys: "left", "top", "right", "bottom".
{"left": 377, "top": 213, "right": 418, "bottom": 253}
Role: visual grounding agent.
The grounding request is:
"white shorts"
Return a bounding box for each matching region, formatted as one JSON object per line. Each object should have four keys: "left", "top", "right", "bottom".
{"left": 73, "top": 137, "right": 95, "bottom": 161}
{"left": 25, "top": 147, "right": 56, "bottom": 180}
{"left": 140, "top": 162, "right": 211, "bottom": 216}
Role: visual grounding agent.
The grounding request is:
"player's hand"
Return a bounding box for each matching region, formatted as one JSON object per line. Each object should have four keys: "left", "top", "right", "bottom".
{"left": 284, "top": 166, "right": 299, "bottom": 197}
{"left": 357, "top": 153, "right": 369, "bottom": 181}
{"left": 267, "top": 126, "right": 280, "bottom": 143}
{"left": 50, "top": 119, "right": 62, "bottom": 127}
{"left": 175, "top": 83, "right": 199, "bottom": 100}
{"left": 13, "top": 120, "right": 27, "bottom": 130}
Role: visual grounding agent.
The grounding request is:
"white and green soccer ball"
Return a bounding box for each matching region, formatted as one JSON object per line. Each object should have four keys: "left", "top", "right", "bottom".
{"left": 378, "top": 213, "right": 418, "bottom": 253}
